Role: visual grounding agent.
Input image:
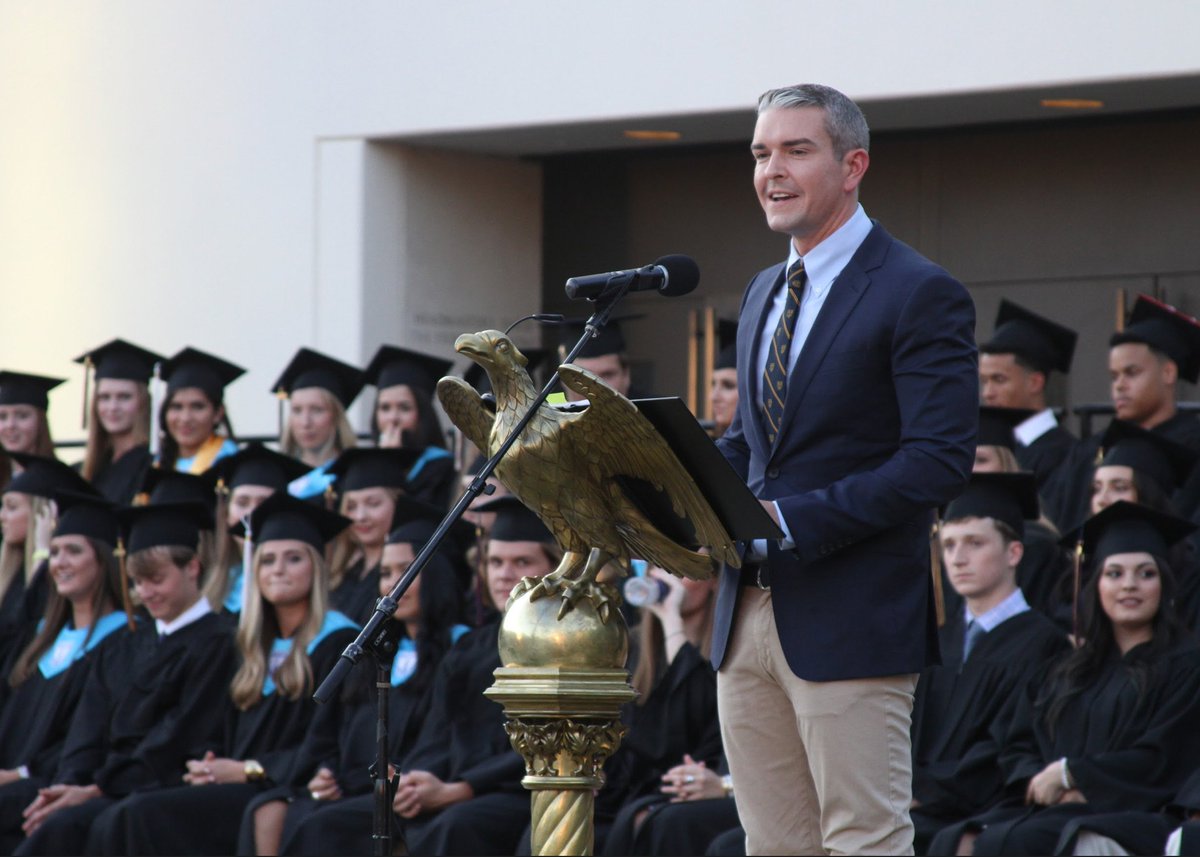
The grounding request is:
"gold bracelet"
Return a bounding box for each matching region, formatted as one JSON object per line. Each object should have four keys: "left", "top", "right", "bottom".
{"left": 721, "top": 774, "right": 734, "bottom": 798}
{"left": 244, "top": 759, "right": 265, "bottom": 782}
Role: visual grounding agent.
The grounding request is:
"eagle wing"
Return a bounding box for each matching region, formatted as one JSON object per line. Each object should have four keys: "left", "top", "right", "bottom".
{"left": 436, "top": 376, "right": 495, "bottom": 455}
{"left": 556, "top": 364, "right": 739, "bottom": 568}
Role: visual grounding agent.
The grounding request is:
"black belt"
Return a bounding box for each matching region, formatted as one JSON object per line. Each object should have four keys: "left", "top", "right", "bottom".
{"left": 739, "top": 562, "right": 771, "bottom": 590}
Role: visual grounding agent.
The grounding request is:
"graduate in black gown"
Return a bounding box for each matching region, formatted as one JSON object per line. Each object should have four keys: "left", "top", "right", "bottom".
{"left": 271, "top": 347, "right": 365, "bottom": 503}
{"left": 978, "top": 300, "right": 1079, "bottom": 512}
{"left": 87, "top": 493, "right": 359, "bottom": 857}
{"left": 0, "top": 455, "right": 97, "bottom": 669}
{"left": 13, "top": 501, "right": 236, "bottom": 855}
{"left": 0, "top": 372, "right": 64, "bottom": 462}
{"left": 971, "top": 409, "right": 1071, "bottom": 621}
{"left": 0, "top": 491, "right": 129, "bottom": 853}
{"left": 929, "top": 502, "right": 1200, "bottom": 856}
{"left": 364, "top": 345, "right": 457, "bottom": 509}
{"left": 326, "top": 447, "right": 418, "bottom": 623}
{"left": 284, "top": 495, "right": 557, "bottom": 856}
{"left": 238, "top": 510, "right": 468, "bottom": 854}
{"left": 74, "top": 340, "right": 163, "bottom": 506}
{"left": 909, "top": 473, "right": 1070, "bottom": 853}
{"left": 153, "top": 347, "right": 244, "bottom": 475}
{"left": 600, "top": 566, "right": 724, "bottom": 856}
{"left": 202, "top": 444, "right": 311, "bottom": 615}
{"left": 1045, "top": 294, "right": 1200, "bottom": 533}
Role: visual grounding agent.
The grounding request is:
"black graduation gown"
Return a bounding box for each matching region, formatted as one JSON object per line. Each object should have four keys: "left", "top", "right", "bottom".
{"left": 404, "top": 447, "right": 457, "bottom": 511}
{"left": 1016, "top": 424, "right": 1078, "bottom": 499}
{"left": 88, "top": 445, "right": 151, "bottom": 506}
{"left": 92, "top": 625, "right": 358, "bottom": 857}
{"left": 909, "top": 608, "right": 1068, "bottom": 850}
{"left": 330, "top": 557, "right": 381, "bottom": 624}
{"left": 282, "top": 620, "right": 526, "bottom": 857}
{"left": 929, "top": 641, "right": 1200, "bottom": 856}
{"left": 1016, "top": 522, "right": 1071, "bottom": 621}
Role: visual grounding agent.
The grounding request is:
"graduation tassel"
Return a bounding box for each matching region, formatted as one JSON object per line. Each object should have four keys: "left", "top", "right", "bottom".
{"left": 930, "top": 518, "right": 946, "bottom": 628}
{"left": 81, "top": 356, "right": 92, "bottom": 430}
{"left": 276, "top": 389, "right": 288, "bottom": 438}
{"left": 241, "top": 514, "right": 254, "bottom": 616}
{"left": 149, "top": 361, "right": 164, "bottom": 459}
{"left": 1071, "top": 539, "right": 1084, "bottom": 647}
{"left": 115, "top": 537, "right": 137, "bottom": 631}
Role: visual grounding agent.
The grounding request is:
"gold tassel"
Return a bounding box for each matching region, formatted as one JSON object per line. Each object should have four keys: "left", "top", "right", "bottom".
{"left": 115, "top": 537, "right": 136, "bottom": 631}
{"left": 931, "top": 519, "right": 946, "bottom": 628}
{"left": 1071, "top": 540, "right": 1084, "bottom": 647}
{"left": 81, "top": 356, "right": 92, "bottom": 430}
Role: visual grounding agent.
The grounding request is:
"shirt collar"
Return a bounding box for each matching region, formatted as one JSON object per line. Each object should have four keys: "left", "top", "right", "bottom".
{"left": 965, "top": 587, "right": 1029, "bottom": 633}
{"left": 156, "top": 596, "right": 213, "bottom": 638}
{"left": 785, "top": 203, "right": 873, "bottom": 293}
{"left": 1013, "top": 408, "right": 1058, "bottom": 446}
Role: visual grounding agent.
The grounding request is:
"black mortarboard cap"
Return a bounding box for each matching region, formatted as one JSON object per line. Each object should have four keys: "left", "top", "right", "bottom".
{"left": 715, "top": 319, "right": 738, "bottom": 371}
{"left": 943, "top": 472, "right": 1039, "bottom": 539}
{"left": 1065, "top": 500, "right": 1196, "bottom": 563}
{"left": 475, "top": 496, "right": 553, "bottom": 543}
{"left": 1099, "top": 419, "right": 1198, "bottom": 495}
{"left": 160, "top": 347, "right": 245, "bottom": 401}
{"left": 232, "top": 491, "right": 351, "bottom": 551}
{"left": 118, "top": 502, "right": 214, "bottom": 554}
{"left": 5, "top": 453, "right": 97, "bottom": 499}
{"left": 74, "top": 339, "right": 164, "bottom": 384}
{"left": 980, "top": 300, "right": 1077, "bottom": 375}
{"left": 203, "top": 443, "right": 310, "bottom": 493}
{"left": 1111, "top": 295, "right": 1200, "bottom": 384}
{"left": 327, "top": 447, "right": 420, "bottom": 493}
{"left": 272, "top": 347, "right": 366, "bottom": 409}
{"left": 364, "top": 345, "right": 453, "bottom": 396}
{"left": 558, "top": 316, "right": 639, "bottom": 361}
{"left": 0, "top": 371, "right": 65, "bottom": 410}
{"left": 977, "top": 406, "right": 1036, "bottom": 451}
{"left": 140, "top": 468, "right": 215, "bottom": 511}
{"left": 53, "top": 490, "right": 120, "bottom": 545}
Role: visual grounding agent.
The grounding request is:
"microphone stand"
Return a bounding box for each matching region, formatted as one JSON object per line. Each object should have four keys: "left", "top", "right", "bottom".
{"left": 313, "top": 287, "right": 636, "bottom": 852}
{"left": 367, "top": 622, "right": 400, "bottom": 857}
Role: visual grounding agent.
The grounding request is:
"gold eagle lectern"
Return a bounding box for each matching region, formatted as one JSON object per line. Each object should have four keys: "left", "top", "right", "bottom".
{"left": 437, "top": 330, "right": 740, "bottom": 855}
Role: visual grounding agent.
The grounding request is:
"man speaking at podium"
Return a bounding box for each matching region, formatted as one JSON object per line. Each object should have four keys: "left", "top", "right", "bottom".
{"left": 712, "top": 84, "right": 978, "bottom": 854}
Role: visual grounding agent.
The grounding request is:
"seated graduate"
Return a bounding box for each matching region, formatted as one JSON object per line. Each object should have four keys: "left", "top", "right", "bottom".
{"left": 909, "top": 473, "right": 1070, "bottom": 853}
{"left": 270, "top": 348, "right": 364, "bottom": 502}
{"left": 12, "top": 501, "right": 237, "bottom": 855}
{"left": 977, "top": 300, "right": 1079, "bottom": 507}
{"left": 153, "top": 347, "right": 244, "bottom": 474}
{"left": 709, "top": 321, "right": 739, "bottom": 440}
{"left": 0, "top": 456, "right": 98, "bottom": 668}
{"left": 85, "top": 493, "right": 358, "bottom": 857}
{"left": 363, "top": 345, "right": 457, "bottom": 509}
{"left": 326, "top": 447, "right": 417, "bottom": 623}
{"left": 0, "top": 491, "right": 130, "bottom": 853}
{"left": 284, "top": 495, "right": 558, "bottom": 856}
{"left": 929, "top": 502, "right": 1200, "bottom": 857}
{"left": 600, "top": 566, "right": 726, "bottom": 856}
{"left": 971, "top": 408, "right": 1071, "bottom": 619}
{"left": 74, "top": 339, "right": 163, "bottom": 506}
{"left": 203, "top": 444, "right": 311, "bottom": 615}
{"left": 0, "top": 372, "right": 63, "bottom": 465}
{"left": 239, "top": 503, "right": 469, "bottom": 855}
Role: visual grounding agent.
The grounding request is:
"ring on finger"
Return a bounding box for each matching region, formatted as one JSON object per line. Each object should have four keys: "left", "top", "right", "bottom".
{"left": 684, "top": 774, "right": 696, "bottom": 784}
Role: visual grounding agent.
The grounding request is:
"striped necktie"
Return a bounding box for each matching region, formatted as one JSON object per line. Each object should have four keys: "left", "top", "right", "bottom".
{"left": 762, "top": 260, "right": 806, "bottom": 445}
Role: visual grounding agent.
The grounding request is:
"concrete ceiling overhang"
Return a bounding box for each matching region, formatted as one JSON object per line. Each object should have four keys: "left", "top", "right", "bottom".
{"left": 379, "top": 73, "right": 1200, "bottom": 157}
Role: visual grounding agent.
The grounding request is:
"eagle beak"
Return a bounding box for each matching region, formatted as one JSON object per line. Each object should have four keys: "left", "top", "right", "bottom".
{"left": 455, "top": 332, "right": 486, "bottom": 360}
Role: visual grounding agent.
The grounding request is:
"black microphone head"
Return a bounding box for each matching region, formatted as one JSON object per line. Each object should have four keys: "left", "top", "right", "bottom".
{"left": 655, "top": 255, "right": 699, "bottom": 297}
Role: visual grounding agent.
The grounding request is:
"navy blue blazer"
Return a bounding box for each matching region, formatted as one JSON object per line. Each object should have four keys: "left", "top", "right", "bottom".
{"left": 713, "top": 222, "right": 978, "bottom": 681}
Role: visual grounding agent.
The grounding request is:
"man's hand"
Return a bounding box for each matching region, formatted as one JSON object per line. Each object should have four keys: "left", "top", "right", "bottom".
{"left": 23, "top": 784, "right": 101, "bottom": 835}
{"left": 391, "top": 771, "right": 472, "bottom": 819}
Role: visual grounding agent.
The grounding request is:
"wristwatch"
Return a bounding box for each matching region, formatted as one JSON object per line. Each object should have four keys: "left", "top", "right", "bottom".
{"left": 244, "top": 759, "right": 266, "bottom": 782}
{"left": 721, "top": 774, "right": 734, "bottom": 798}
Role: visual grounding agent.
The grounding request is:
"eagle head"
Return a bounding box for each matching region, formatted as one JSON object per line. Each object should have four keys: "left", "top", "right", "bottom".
{"left": 455, "top": 330, "right": 529, "bottom": 383}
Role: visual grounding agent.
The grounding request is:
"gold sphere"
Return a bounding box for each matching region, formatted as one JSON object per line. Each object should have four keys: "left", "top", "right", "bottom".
{"left": 498, "top": 583, "right": 628, "bottom": 669}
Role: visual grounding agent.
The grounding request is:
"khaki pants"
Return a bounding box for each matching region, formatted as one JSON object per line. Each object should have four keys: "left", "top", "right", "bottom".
{"left": 717, "top": 588, "right": 917, "bottom": 856}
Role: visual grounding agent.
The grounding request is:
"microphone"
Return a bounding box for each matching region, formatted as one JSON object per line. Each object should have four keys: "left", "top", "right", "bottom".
{"left": 565, "top": 255, "right": 699, "bottom": 301}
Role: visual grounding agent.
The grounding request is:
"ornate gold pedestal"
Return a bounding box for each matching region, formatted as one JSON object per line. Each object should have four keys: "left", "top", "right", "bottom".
{"left": 486, "top": 584, "right": 636, "bottom": 856}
